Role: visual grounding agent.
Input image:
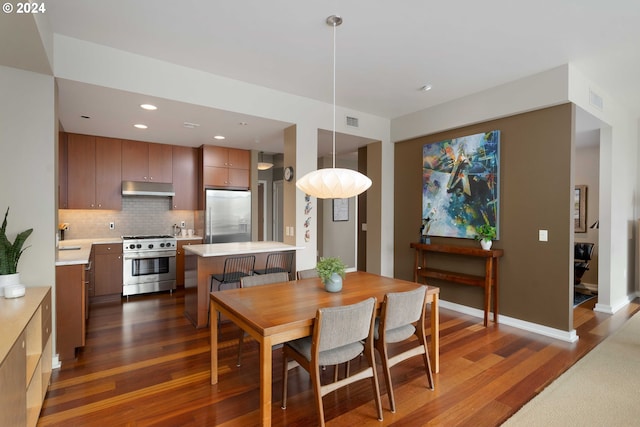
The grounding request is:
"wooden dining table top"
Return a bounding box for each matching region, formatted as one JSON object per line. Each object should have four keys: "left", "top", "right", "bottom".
{"left": 210, "top": 270, "right": 439, "bottom": 338}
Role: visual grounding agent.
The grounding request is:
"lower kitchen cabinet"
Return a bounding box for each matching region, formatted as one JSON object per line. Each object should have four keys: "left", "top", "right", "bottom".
{"left": 56, "top": 264, "right": 86, "bottom": 362}
{"left": 176, "top": 238, "right": 202, "bottom": 287}
{"left": 93, "top": 243, "right": 123, "bottom": 297}
{"left": 0, "top": 287, "right": 52, "bottom": 427}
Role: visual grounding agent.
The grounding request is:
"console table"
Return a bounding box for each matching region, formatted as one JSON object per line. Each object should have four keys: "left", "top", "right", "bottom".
{"left": 410, "top": 242, "right": 503, "bottom": 326}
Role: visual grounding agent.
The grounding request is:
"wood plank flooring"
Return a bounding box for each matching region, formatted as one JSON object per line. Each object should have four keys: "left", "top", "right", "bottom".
{"left": 39, "top": 290, "right": 639, "bottom": 426}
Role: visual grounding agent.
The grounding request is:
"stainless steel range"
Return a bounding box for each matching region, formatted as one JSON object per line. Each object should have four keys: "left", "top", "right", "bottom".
{"left": 122, "top": 235, "right": 177, "bottom": 296}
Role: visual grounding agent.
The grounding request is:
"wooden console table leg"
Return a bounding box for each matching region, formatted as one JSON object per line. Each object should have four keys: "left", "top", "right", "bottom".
{"left": 484, "top": 258, "right": 492, "bottom": 327}
{"left": 492, "top": 258, "right": 499, "bottom": 324}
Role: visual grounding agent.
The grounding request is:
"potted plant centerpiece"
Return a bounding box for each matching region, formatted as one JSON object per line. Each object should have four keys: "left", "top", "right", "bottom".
{"left": 475, "top": 224, "right": 496, "bottom": 250}
{"left": 0, "top": 207, "right": 33, "bottom": 296}
{"left": 316, "top": 256, "right": 346, "bottom": 293}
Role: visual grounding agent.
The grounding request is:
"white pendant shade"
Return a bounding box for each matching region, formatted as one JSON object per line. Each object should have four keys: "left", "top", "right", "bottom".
{"left": 296, "top": 168, "right": 372, "bottom": 199}
{"left": 257, "top": 162, "right": 274, "bottom": 170}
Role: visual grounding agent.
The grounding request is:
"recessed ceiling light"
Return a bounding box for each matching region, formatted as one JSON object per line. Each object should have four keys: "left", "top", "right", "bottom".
{"left": 140, "top": 104, "right": 157, "bottom": 110}
{"left": 238, "top": 121, "right": 248, "bottom": 126}
{"left": 214, "top": 135, "right": 225, "bottom": 140}
{"left": 183, "top": 122, "right": 200, "bottom": 129}
{"left": 420, "top": 84, "right": 433, "bottom": 92}
{"left": 81, "top": 115, "right": 90, "bottom": 119}
{"left": 134, "top": 124, "right": 148, "bottom": 129}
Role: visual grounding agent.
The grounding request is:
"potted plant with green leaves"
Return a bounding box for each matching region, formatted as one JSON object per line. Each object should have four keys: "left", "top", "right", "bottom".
{"left": 475, "top": 224, "right": 496, "bottom": 250}
{"left": 0, "top": 207, "right": 33, "bottom": 295}
{"left": 316, "top": 256, "right": 346, "bottom": 293}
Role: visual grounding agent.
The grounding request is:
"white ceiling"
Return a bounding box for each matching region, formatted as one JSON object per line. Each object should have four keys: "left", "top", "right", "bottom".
{"left": 7, "top": 1, "right": 640, "bottom": 153}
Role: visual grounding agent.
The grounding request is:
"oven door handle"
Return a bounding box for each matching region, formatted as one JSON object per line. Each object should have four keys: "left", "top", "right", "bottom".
{"left": 123, "top": 251, "right": 176, "bottom": 260}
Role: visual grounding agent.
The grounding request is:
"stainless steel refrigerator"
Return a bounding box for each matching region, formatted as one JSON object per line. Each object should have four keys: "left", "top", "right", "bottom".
{"left": 204, "top": 189, "right": 252, "bottom": 243}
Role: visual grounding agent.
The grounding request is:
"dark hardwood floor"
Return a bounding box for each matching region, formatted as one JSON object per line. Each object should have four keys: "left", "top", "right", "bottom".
{"left": 39, "top": 290, "right": 640, "bottom": 426}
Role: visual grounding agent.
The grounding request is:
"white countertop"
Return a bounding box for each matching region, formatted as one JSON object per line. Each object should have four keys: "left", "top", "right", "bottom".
{"left": 56, "top": 236, "right": 203, "bottom": 266}
{"left": 183, "top": 241, "right": 303, "bottom": 257}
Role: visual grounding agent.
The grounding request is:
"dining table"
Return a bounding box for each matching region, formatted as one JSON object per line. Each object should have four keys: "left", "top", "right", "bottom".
{"left": 209, "top": 270, "right": 440, "bottom": 426}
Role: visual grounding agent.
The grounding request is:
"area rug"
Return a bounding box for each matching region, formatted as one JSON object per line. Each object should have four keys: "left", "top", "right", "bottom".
{"left": 573, "top": 291, "right": 596, "bottom": 307}
{"left": 502, "top": 312, "right": 640, "bottom": 426}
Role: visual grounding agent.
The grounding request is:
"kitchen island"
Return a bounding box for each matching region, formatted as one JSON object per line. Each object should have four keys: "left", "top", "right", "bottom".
{"left": 183, "top": 241, "right": 303, "bottom": 328}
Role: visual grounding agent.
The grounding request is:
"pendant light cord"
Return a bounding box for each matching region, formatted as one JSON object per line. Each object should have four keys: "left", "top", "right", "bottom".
{"left": 332, "top": 18, "right": 337, "bottom": 169}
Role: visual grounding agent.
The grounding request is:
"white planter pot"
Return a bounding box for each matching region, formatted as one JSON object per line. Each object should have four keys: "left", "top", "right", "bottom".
{"left": 0, "top": 273, "right": 20, "bottom": 297}
{"left": 480, "top": 240, "right": 493, "bottom": 250}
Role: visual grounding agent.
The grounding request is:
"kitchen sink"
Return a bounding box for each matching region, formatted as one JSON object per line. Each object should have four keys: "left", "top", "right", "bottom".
{"left": 59, "top": 246, "right": 81, "bottom": 250}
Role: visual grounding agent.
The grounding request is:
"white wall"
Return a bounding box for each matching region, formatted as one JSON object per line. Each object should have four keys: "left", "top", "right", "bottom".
{"left": 0, "top": 65, "right": 56, "bottom": 352}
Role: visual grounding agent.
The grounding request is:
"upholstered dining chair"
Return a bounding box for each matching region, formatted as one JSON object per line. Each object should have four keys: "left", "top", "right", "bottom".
{"left": 209, "top": 255, "right": 255, "bottom": 325}
{"left": 236, "top": 272, "right": 289, "bottom": 366}
{"left": 253, "top": 252, "right": 294, "bottom": 280}
{"left": 296, "top": 268, "right": 319, "bottom": 280}
{"left": 374, "top": 286, "right": 434, "bottom": 413}
{"left": 281, "top": 297, "right": 383, "bottom": 426}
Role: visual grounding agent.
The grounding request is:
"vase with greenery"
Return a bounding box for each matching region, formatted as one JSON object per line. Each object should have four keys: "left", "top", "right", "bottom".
{"left": 316, "top": 256, "right": 346, "bottom": 292}
{"left": 474, "top": 224, "right": 496, "bottom": 250}
{"left": 0, "top": 207, "right": 33, "bottom": 294}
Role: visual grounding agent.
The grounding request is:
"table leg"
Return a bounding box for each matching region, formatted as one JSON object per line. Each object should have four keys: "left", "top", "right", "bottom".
{"left": 492, "top": 258, "right": 499, "bottom": 324}
{"left": 259, "top": 337, "right": 272, "bottom": 426}
{"left": 210, "top": 298, "right": 218, "bottom": 384}
{"left": 484, "top": 258, "right": 492, "bottom": 327}
{"left": 429, "top": 294, "right": 439, "bottom": 373}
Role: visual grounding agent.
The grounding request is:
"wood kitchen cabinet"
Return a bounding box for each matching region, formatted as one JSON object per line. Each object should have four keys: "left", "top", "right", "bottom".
{"left": 0, "top": 287, "right": 51, "bottom": 427}
{"left": 93, "top": 243, "right": 123, "bottom": 297}
{"left": 122, "top": 140, "right": 173, "bottom": 183}
{"left": 66, "top": 134, "right": 122, "bottom": 210}
{"left": 172, "top": 145, "right": 198, "bottom": 210}
{"left": 201, "top": 145, "right": 250, "bottom": 189}
{"left": 56, "top": 264, "right": 86, "bottom": 361}
{"left": 176, "top": 238, "right": 202, "bottom": 287}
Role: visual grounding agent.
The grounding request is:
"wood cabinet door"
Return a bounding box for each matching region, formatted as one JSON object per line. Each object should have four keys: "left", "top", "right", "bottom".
{"left": 172, "top": 146, "right": 198, "bottom": 210}
{"left": 0, "top": 332, "right": 26, "bottom": 427}
{"left": 148, "top": 142, "right": 173, "bottom": 183}
{"left": 227, "top": 148, "right": 250, "bottom": 169}
{"left": 94, "top": 245, "right": 123, "bottom": 296}
{"left": 67, "top": 133, "right": 96, "bottom": 209}
{"left": 203, "top": 166, "right": 229, "bottom": 187}
{"left": 202, "top": 145, "right": 228, "bottom": 167}
{"left": 176, "top": 239, "right": 202, "bottom": 287}
{"left": 95, "top": 137, "right": 122, "bottom": 209}
{"left": 228, "top": 168, "right": 250, "bottom": 188}
{"left": 121, "top": 139, "right": 149, "bottom": 181}
{"left": 55, "top": 264, "right": 85, "bottom": 361}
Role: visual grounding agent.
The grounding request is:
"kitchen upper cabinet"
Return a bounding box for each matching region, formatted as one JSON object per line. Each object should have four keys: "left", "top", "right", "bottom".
{"left": 201, "top": 145, "right": 250, "bottom": 189}
{"left": 66, "top": 134, "right": 122, "bottom": 210}
{"left": 93, "top": 244, "right": 123, "bottom": 297}
{"left": 58, "top": 132, "right": 68, "bottom": 209}
{"left": 122, "top": 140, "right": 173, "bottom": 183}
{"left": 172, "top": 146, "right": 198, "bottom": 210}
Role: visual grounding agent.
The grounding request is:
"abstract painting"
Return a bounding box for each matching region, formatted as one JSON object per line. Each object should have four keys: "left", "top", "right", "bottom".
{"left": 422, "top": 130, "right": 500, "bottom": 239}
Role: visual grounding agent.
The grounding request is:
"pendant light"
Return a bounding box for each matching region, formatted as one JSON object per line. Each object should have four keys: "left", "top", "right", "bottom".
{"left": 296, "top": 15, "right": 372, "bottom": 199}
{"left": 257, "top": 151, "right": 274, "bottom": 170}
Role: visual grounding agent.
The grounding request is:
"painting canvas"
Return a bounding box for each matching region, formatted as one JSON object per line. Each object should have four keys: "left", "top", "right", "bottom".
{"left": 422, "top": 130, "right": 500, "bottom": 239}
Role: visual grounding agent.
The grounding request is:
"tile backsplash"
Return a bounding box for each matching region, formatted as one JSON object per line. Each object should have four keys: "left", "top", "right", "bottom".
{"left": 59, "top": 197, "right": 198, "bottom": 239}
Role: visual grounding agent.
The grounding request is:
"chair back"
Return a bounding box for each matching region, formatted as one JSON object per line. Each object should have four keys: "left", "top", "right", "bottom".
{"left": 380, "top": 286, "right": 427, "bottom": 332}
{"left": 297, "top": 268, "right": 319, "bottom": 280}
{"left": 264, "top": 252, "right": 294, "bottom": 274}
{"left": 315, "top": 297, "right": 376, "bottom": 355}
{"left": 221, "top": 255, "right": 255, "bottom": 282}
{"left": 241, "top": 271, "right": 289, "bottom": 288}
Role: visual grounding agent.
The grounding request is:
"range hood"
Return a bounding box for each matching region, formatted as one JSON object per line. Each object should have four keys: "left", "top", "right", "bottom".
{"left": 122, "top": 181, "right": 175, "bottom": 197}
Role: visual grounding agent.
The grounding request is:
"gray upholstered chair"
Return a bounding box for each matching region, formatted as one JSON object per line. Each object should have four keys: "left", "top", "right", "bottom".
{"left": 281, "top": 297, "right": 383, "bottom": 426}
{"left": 374, "top": 286, "right": 434, "bottom": 413}
{"left": 236, "top": 272, "right": 289, "bottom": 366}
{"left": 254, "top": 252, "right": 294, "bottom": 280}
{"left": 296, "top": 268, "right": 319, "bottom": 280}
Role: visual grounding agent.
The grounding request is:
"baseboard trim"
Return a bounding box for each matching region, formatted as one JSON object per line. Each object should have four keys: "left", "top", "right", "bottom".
{"left": 438, "top": 300, "right": 579, "bottom": 343}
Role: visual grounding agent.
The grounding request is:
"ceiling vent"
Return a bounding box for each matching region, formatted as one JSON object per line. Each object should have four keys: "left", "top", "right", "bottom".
{"left": 589, "top": 89, "right": 603, "bottom": 111}
{"left": 346, "top": 116, "right": 359, "bottom": 128}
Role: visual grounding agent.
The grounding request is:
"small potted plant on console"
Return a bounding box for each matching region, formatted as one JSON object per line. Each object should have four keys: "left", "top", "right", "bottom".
{"left": 0, "top": 207, "right": 33, "bottom": 296}
{"left": 475, "top": 224, "right": 496, "bottom": 250}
